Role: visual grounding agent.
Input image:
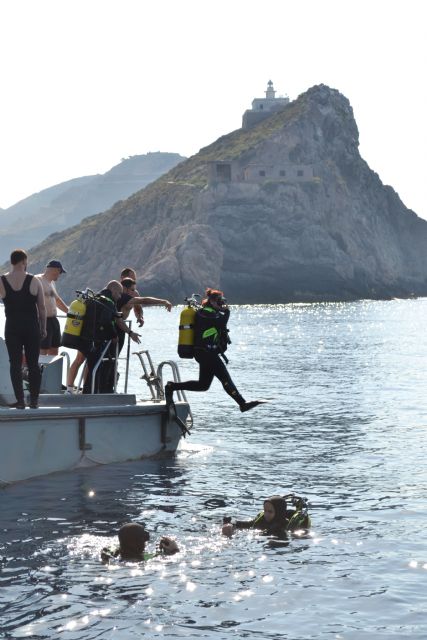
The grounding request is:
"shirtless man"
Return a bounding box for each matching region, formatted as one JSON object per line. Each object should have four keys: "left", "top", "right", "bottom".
{"left": 0, "top": 249, "right": 46, "bottom": 409}
{"left": 36, "top": 260, "right": 68, "bottom": 356}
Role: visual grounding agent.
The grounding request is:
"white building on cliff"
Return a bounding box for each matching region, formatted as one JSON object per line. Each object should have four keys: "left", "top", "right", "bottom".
{"left": 242, "top": 80, "right": 289, "bottom": 129}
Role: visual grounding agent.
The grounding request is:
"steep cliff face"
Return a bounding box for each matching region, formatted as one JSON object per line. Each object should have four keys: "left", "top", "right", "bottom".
{"left": 25, "top": 85, "right": 427, "bottom": 303}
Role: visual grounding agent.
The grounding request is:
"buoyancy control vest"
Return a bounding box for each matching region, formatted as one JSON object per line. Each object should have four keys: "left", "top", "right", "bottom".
{"left": 251, "top": 508, "right": 311, "bottom": 535}
{"left": 194, "top": 306, "right": 230, "bottom": 353}
{"left": 80, "top": 292, "right": 117, "bottom": 343}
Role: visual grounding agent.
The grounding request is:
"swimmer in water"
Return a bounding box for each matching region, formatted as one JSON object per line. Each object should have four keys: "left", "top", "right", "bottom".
{"left": 221, "top": 494, "right": 311, "bottom": 538}
{"left": 101, "top": 522, "right": 179, "bottom": 561}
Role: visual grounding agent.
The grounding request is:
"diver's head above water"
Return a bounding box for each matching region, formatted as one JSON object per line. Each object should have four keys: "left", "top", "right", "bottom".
{"left": 118, "top": 522, "right": 150, "bottom": 559}
{"left": 263, "top": 495, "right": 287, "bottom": 524}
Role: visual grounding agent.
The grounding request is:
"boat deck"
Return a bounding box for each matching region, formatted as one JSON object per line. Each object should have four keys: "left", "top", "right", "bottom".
{"left": 0, "top": 394, "right": 184, "bottom": 421}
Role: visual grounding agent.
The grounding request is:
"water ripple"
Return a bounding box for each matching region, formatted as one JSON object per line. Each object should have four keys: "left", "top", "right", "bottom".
{"left": 1, "top": 300, "right": 427, "bottom": 638}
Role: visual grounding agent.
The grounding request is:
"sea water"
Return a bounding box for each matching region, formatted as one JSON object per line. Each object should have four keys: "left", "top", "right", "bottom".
{"left": 1, "top": 300, "right": 426, "bottom": 639}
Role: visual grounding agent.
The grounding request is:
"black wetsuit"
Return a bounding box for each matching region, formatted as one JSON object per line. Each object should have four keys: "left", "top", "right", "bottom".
{"left": 94, "top": 292, "right": 133, "bottom": 393}
{"left": 1, "top": 274, "right": 41, "bottom": 405}
{"left": 171, "top": 305, "right": 246, "bottom": 406}
{"left": 80, "top": 289, "right": 118, "bottom": 394}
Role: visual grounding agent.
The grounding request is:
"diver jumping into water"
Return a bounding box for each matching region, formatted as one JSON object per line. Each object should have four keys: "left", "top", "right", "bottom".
{"left": 166, "top": 288, "right": 264, "bottom": 413}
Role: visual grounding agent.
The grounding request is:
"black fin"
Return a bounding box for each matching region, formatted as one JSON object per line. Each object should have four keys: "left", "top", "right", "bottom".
{"left": 167, "top": 399, "right": 191, "bottom": 437}
{"left": 239, "top": 399, "right": 268, "bottom": 413}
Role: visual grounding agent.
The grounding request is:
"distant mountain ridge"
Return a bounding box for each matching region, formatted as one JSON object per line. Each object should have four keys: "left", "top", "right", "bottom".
{"left": 21, "top": 85, "right": 427, "bottom": 303}
{"left": 0, "top": 152, "right": 185, "bottom": 262}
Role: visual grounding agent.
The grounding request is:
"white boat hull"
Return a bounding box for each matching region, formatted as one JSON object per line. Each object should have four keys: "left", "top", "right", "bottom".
{"left": 0, "top": 396, "right": 189, "bottom": 485}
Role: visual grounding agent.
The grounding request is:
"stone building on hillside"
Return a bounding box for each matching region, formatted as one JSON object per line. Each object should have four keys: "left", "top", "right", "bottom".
{"left": 243, "top": 163, "right": 314, "bottom": 182}
{"left": 242, "top": 80, "right": 289, "bottom": 129}
{"left": 208, "top": 161, "right": 315, "bottom": 186}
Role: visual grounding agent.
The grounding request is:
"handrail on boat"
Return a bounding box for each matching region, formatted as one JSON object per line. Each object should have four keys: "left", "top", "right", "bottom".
{"left": 157, "top": 360, "right": 194, "bottom": 430}
{"left": 39, "top": 313, "right": 133, "bottom": 395}
{"left": 71, "top": 321, "right": 133, "bottom": 394}
{"left": 133, "top": 350, "right": 162, "bottom": 401}
{"left": 90, "top": 340, "right": 113, "bottom": 394}
{"left": 132, "top": 350, "right": 193, "bottom": 430}
{"left": 59, "top": 350, "right": 70, "bottom": 385}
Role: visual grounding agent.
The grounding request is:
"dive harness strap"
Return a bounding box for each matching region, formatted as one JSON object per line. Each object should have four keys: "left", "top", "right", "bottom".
{"left": 219, "top": 351, "right": 229, "bottom": 365}
{"left": 202, "top": 342, "right": 229, "bottom": 364}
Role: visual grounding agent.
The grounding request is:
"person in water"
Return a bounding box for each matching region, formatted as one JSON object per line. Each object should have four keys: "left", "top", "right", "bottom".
{"left": 165, "top": 288, "right": 262, "bottom": 413}
{"left": 101, "top": 522, "right": 179, "bottom": 562}
{"left": 221, "top": 495, "right": 311, "bottom": 538}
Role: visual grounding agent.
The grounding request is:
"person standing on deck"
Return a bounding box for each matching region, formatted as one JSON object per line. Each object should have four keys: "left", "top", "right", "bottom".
{"left": 36, "top": 260, "right": 68, "bottom": 356}
{"left": 0, "top": 249, "right": 46, "bottom": 409}
{"left": 120, "top": 267, "right": 144, "bottom": 327}
{"left": 66, "top": 268, "right": 146, "bottom": 393}
{"left": 80, "top": 280, "right": 140, "bottom": 393}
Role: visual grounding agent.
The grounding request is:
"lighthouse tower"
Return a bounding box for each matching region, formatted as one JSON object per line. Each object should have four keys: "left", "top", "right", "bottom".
{"left": 265, "top": 79, "right": 276, "bottom": 99}
{"left": 242, "top": 80, "right": 289, "bottom": 129}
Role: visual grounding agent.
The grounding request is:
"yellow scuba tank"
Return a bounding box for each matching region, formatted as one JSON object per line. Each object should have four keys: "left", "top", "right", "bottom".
{"left": 178, "top": 304, "right": 196, "bottom": 359}
{"left": 61, "top": 295, "right": 87, "bottom": 350}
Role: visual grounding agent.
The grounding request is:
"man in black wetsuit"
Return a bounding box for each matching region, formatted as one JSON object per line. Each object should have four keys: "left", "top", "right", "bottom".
{"left": 0, "top": 249, "right": 47, "bottom": 409}
{"left": 165, "top": 288, "right": 262, "bottom": 413}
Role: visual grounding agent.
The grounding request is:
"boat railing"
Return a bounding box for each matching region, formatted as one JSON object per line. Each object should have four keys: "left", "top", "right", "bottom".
{"left": 132, "top": 350, "right": 193, "bottom": 428}
{"left": 60, "top": 350, "right": 71, "bottom": 385}
{"left": 63, "top": 319, "right": 133, "bottom": 395}
{"left": 56, "top": 318, "right": 191, "bottom": 422}
{"left": 133, "top": 349, "right": 163, "bottom": 401}
{"left": 90, "top": 340, "right": 113, "bottom": 394}
{"left": 157, "top": 360, "right": 194, "bottom": 430}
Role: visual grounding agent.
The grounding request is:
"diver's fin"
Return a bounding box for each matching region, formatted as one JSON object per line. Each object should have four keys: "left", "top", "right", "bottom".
{"left": 174, "top": 413, "right": 191, "bottom": 438}
{"left": 239, "top": 399, "right": 268, "bottom": 413}
{"left": 167, "top": 398, "right": 191, "bottom": 437}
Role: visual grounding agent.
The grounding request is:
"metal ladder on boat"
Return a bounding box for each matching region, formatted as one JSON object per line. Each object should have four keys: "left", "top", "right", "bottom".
{"left": 134, "top": 349, "right": 194, "bottom": 432}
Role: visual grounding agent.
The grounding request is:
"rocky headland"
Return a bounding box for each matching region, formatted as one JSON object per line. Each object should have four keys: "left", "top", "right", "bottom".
{"left": 24, "top": 85, "right": 427, "bottom": 303}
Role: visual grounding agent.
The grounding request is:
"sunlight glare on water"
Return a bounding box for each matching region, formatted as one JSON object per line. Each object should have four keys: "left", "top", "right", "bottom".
{"left": 1, "top": 300, "right": 427, "bottom": 638}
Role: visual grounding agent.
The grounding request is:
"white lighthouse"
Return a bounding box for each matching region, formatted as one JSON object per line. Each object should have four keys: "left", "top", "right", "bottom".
{"left": 242, "top": 80, "right": 289, "bottom": 129}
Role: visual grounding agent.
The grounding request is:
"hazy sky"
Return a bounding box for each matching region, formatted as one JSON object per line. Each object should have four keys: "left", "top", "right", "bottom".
{"left": 1, "top": 0, "right": 426, "bottom": 218}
